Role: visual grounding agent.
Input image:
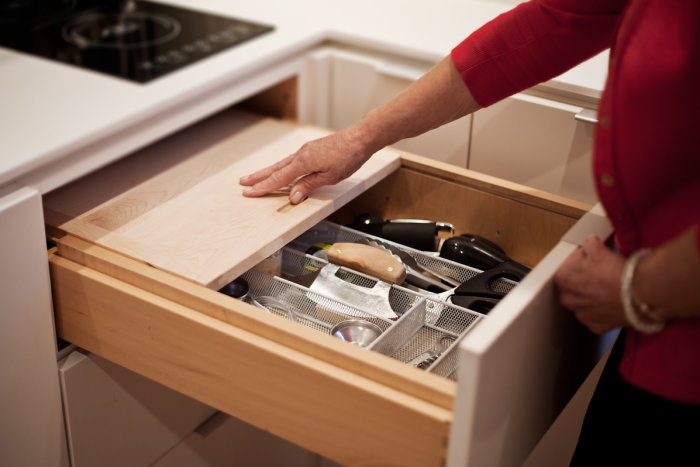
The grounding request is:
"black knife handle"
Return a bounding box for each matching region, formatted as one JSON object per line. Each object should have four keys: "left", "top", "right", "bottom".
{"left": 350, "top": 221, "right": 437, "bottom": 251}
{"left": 454, "top": 267, "right": 527, "bottom": 298}
{"left": 448, "top": 295, "right": 502, "bottom": 315}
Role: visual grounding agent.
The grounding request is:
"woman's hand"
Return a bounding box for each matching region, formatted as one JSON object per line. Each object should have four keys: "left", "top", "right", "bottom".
{"left": 554, "top": 235, "right": 629, "bottom": 334}
{"left": 240, "top": 55, "right": 481, "bottom": 204}
{"left": 240, "top": 126, "right": 375, "bottom": 204}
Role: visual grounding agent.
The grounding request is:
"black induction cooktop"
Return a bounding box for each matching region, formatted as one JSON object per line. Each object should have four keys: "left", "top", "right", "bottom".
{"left": 0, "top": 0, "right": 274, "bottom": 83}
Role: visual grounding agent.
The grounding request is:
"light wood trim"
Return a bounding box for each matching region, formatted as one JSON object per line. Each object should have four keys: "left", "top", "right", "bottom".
{"left": 399, "top": 152, "right": 592, "bottom": 218}
{"left": 336, "top": 161, "right": 585, "bottom": 268}
{"left": 235, "top": 75, "right": 298, "bottom": 120}
{"left": 55, "top": 235, "right": 456, "bottom": 409}
{"left": 50, "top": 254, "right": 451, "bottom": 467}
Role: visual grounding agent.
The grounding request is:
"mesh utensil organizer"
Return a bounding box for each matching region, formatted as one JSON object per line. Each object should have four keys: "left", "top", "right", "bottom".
{"left": 240, "top": 247, "right": 486, "bottom": 379}
{"left": 287, "top": 220, "right": 516, "bottom": 294}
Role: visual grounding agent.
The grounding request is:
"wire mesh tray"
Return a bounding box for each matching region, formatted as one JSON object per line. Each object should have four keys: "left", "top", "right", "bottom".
{"left": 241, "top": 267, "right": 395, "bottom": 336}
{"left": 426, "top": 330, "right": 470, "bottom": 381}
{"left": 370, "top": 294, "right": 483, "bottom": 377}
{"left": 239, "top": 247, "right": 484, "bottom": 379}
{"left": 286, "top": 220, "right": 517, "bottom": 294}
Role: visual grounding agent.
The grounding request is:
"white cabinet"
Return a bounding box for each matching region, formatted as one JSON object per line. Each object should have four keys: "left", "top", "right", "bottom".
{"left": 151, "top": 413, "right": 315, "bottom": 467}
{"left": 0, "top": 182, "right": 69, "bottom": 467}
{"left": 58, "top": 349, "right": 216, "bottom": 467}
{"left": 306, "top": 48, "right": 471, "bottom": 168}
{"left": 469, "top": 93, "right": 598, "bottom": 205}
{"left": 306, "top": 48, "right": 599, "bottom": 204}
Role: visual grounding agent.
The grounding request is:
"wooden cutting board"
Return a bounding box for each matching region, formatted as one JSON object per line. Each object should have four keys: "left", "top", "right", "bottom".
{"left": 44, "top": 109, "right": 401, "bottom": 289}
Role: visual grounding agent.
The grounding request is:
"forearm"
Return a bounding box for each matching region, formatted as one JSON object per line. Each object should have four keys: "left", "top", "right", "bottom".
{"left": 633, "top": 225, "right": 700, "bottom": 320}
{"left": 346, "top": 56, "right": 481, "bottom": 154}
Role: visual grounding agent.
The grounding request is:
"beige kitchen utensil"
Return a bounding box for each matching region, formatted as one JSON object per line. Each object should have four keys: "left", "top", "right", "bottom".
{"left": 287, "top": 243, "right": 406, "bottom": 320}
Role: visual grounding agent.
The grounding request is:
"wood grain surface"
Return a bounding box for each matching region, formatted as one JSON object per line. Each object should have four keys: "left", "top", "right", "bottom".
{"left": 50, "top": 254, "right": 451, "bottom": 467}
{"left": 55, "top": 235, "right": 456, "bottom": 410}
{"left": 336, "top": 154, "right": 587, "bottom": 268}
{"left": 327, "top": 242, "right": 406, "bottom": 284}
{"left": 43, "top": 110, "right": 400, "bottom": 289}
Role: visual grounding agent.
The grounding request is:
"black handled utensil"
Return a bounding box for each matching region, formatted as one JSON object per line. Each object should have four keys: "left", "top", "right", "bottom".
{"left": 350, "top": 213, "right": 454, "bottom": 251}
{"left": 440, "top": 235, "right": 531, "bottom": 275}
{"left": 426, "top": 266, "right": 527, "bottom": 319}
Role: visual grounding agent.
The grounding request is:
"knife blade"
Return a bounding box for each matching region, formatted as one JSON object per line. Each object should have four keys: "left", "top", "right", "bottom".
{"left": 285, "top": 243, "right": 405, "bottom": 320}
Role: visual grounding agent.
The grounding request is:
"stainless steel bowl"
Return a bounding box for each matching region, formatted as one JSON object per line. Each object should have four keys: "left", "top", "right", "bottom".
{"left": 218, "top": 277, "right": 249, "bottom": 301}
{"left": 331, "top": 320, "right": 382, "bottom": 348}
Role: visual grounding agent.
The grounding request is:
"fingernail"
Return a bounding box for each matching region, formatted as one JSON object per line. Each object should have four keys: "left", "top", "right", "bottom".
{"left": 243, "top": 188, "right": 253, "bottom": 195}
{"left": 239, "top": 175, "right": 249, "bottom": 182}
{"left": 291, "top": 191, "right": 304, "bottom": 204}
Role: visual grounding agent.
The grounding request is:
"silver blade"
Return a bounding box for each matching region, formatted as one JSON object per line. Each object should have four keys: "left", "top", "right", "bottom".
{"left": 309, "top": 264, "right": 398, "bottom": 320}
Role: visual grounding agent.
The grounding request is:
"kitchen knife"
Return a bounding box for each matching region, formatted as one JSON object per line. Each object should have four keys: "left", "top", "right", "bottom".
{"left": 286, "top": 243, "right": 406, "bottom": 320}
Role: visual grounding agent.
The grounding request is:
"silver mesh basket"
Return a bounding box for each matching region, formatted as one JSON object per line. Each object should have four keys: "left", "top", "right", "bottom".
{"left": 370, "top": 296, "right": 483, "bottom": 378}
{"left": 241, "top": 267, "right": 395, "bottom": 335}
{"left": 234, "top": 222, "right": 523, "bottom": 380}
{"left": 287, "top": 220, "right": 516, "bottom": 294}
{"left": 426, "top": 330, "right": 470, "bottom": 381}
{"left": 238, "top": 247, "right": 485, "bottom": 378}
{"left": 281, "top": 221, "right": 525, "bottom": 379}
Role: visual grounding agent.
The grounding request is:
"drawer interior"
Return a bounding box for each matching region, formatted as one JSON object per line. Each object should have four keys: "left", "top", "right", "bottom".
{"left": 241, "top": 231, "right": 487, "bottom": 381}
{"left": 334, "top": 152, "right": 590, "bottom": 268}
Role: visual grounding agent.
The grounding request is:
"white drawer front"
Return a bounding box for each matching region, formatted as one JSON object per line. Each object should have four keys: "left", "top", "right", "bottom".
{"left": 59, "top": 350, "right": 216, "bottom": 467}
{"left": 470, "top": 93, "right": 598, "bottom": 205}
{"left": 448, "top": 210, "right": 613, "bottom": 467}
{"left": 307, "top": 49, "right": 471, "bottom": 168}
{"left": 151, "top": 413, "right": 315, "bottom": 467}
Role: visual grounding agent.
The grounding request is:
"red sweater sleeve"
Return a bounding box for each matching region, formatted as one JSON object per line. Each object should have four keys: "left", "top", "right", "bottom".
{"left": 452, "top": 0, "right": 625, "bottom": 107}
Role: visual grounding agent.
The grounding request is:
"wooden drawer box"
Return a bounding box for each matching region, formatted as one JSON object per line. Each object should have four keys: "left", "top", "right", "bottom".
{"left": 45, "top": 108, "right": 612, "bottom": 467}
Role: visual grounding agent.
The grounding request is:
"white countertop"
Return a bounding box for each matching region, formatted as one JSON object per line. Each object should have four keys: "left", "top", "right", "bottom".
{"left": 0, "top": 0, "right": 608, "bottom": 191}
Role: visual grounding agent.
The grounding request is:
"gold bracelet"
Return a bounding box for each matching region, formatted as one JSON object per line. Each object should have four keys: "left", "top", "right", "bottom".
{"left": 633, "top": 294, "right": 665, "bottom": 322}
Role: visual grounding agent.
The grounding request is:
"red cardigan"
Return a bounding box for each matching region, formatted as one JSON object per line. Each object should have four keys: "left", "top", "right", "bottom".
{"left": 452, "top": 0, "right": 700, "bottom": 405}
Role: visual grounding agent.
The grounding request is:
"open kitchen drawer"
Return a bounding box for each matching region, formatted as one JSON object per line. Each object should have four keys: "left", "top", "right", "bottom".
{"left": 44, "top": 106, "right": 613, "bottom": 467}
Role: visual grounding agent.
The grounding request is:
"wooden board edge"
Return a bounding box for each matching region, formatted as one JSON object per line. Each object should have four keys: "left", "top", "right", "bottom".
{"left": 49, "top": 254, "right": 451, "bottom": 467}
{"left": 54, "top": 235, "right": 457, "bottom": 410}
{"left": 398, "top": 152, "right": 592, "bottom": 219}
{"left": 44, "top": 207, "right": 217, "bottom": 287}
